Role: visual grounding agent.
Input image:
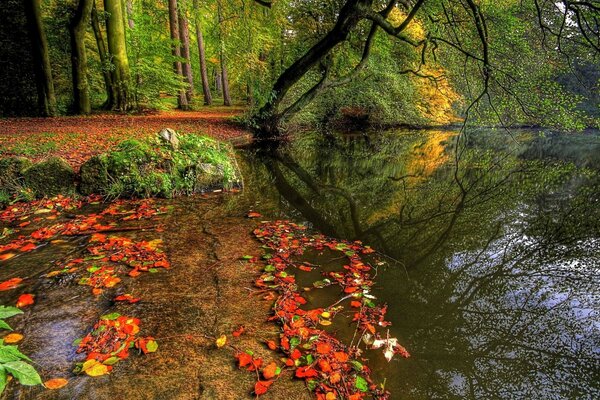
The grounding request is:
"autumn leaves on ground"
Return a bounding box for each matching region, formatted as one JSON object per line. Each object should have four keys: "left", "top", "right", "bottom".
{"left": 0, "top": 110, "right": 408, "bottom": 399}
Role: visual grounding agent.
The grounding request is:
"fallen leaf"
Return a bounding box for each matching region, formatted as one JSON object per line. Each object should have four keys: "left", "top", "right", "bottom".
{"left": 262, "top": 362, "right": 279, "bottom": 379}
{"left": 0, "top": 253, "right": 16, "bottom": 261}
{"left": 254, "top": 380, "right": 273, "bottom": 395}
{"left": 0, "top": 278, "right": 23, "bottom": 291}
{"left": 44, "top": 378, "right": 68, "bottom": 389}
{"left": 216, "top": 335, "right": 227, "bottom": 348}
{"left": 232, "top": 325, "right": 245, "bottom": 337}
{"left": 82, "top": 359, "right": 110, "bottom": 377}
{"left": 4, "top": 333, "right": 24, "bottom": 344}
{"left": 247, "top": 212, "right": 262, "bottom": 219}
{"left": 16, "top": 294, "right": 35, "bottom": 308}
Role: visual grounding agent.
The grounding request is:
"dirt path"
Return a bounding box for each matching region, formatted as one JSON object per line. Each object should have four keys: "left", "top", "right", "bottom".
{"left": 0, "top": 108, "right": 252, "bottom": 170}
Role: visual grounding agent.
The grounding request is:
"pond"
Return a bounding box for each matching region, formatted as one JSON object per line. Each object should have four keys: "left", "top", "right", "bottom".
{"left": 238, "top": 128, "right": 600, "bottom": 399}
{"left": 0, "top": 127, "right": 598, "bottom": 399}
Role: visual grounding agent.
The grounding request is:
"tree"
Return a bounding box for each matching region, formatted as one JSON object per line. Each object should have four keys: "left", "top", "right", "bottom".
{"left": 104, "top": 0, "right": 132, "bottom": 111}
{"left": 168, "top": 0, "right": 189, "bottom": 110}
{"left": 250, "top": 0, "right": 600, "bottom": 138}
{"left": 216, "top": 0, "right": 232, "bottom": 106}
{"left": 179, "top": 8, "right": 194, "bottom": 103}
{"left": 91, "top": 1, "right": 115, "bottom": 108}
{"left": 23, "top": 0, "right": 57, "bottom": 116}
{"left": 193, "top": 0, "right": 212, "bottom": 105}
{"left": 70, "top": 0, "right": 94, "bottom": 114}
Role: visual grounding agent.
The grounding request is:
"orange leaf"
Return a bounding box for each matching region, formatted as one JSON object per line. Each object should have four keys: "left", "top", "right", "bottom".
{"left": 247, "top": 212, "right": 262, "bottom": 219}
{"left": 237, "top": 352, "right": 253, "bottom": 368}
{"left": 0, "top": 253, "right": 16, "bottom": 261}
{"left": 232, "top": 325, "right": 245, "bottom": 337}
{"left": 333, "top": 352, "right": 349, "bottom": 362}
{"left": 44, "top": 378, "right": 69, "bottom": 390}
{"left": 16, "top": 293, "right": 35, "bottom": 308}
{"left": 254, "top": 380, "right": 273, "bottom": 395}
{"left": 350, "top": 301, "right": 362, "bottom": 308}
{"left": 19, "top": 243, "right": 36, "bottom": 252}
{"left": 266, "top": 340, "right": 277, "bottom": 350}
{"left": 262, "top": 362, "right": 278, "bottom": 379}
{"left": 4, "top": 333, "right": 23, "bottom": 344}
{"left": 0, "top": 278, "right": 23, "bottom": 291}
{"left": 316, "top": 342, "right": 332, "bottom": 354}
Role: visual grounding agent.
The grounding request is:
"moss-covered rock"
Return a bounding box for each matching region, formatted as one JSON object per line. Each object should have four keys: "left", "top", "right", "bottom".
{"left": 23, "top": 157, "right": 76, "bottom": 197}
{"left": 0, "top": 156, "right": 32, "bottom": 188}
{"left": 79, "top": 155, "right": 109, "bottom": 195}
{"left": 79, "top": 132, "right": 242, "bottom": 198}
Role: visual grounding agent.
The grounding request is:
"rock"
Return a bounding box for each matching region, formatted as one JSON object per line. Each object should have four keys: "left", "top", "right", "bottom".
{"left": 79, "top": 155, "right": 109, "bottom": 195}
{"left": 23, "top": 157, "right": 76, "bottom": 197}
{"left": 158, "top": 128, "right": 180, "bottom": 150}
{"left": 0, "top": 157, "right": 32, "bottom": 188}
{"left": 194, "top": 163, "right": 225, "bottom": 192}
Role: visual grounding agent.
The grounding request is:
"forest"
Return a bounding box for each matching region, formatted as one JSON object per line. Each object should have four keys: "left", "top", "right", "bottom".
{"left": 0, "top": 0, "right": 599, "bottom": 399}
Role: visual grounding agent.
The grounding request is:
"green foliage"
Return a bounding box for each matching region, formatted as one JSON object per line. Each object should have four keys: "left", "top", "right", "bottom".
{"left": 83, "top": 134, "right": 241, "bottom": 199}
{"left": 0, "top": 307, "right": 41, "bottom": 394}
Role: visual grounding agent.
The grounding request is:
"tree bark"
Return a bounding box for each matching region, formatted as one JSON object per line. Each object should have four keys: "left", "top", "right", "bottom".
{"left": 91, "top": 1, "right": 115, "bottom": 108}
{"left": 215, "top": 68, "right": 222, "bottom": 96}
{"left": 24, "top": 0, "right": 57, "bottom": 116}
{"left": 255, "top": 0, "right": 371, "bottom": 136}
{"left": 217, "top": 0, "right": 231, "bottom": 106}
{"left": 104, "top": 0, "right": 132, "bottom": 111}
{"left": 193, "top": 0, "right": 212, "bottom": 105}
{"left": 179, "top": 10, "right": 194, "bottom": 103}
{"left": 168, "top": 0, "right": 189, "bottom": 110}
{"left": 70, "top": 0, "right": 94, "bottom": 114}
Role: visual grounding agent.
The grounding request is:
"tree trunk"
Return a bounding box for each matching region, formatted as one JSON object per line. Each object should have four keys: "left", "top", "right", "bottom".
{"left": 179, "top": 10, "right": 194, "bottom": 103}
{"left": 217, "top": 0, "right": 231, "bottom": 106}
{"left": 104, "top": 0, "right": 132, "bottom": 111}
{"left": 24, "top": 0, "right": 57, "bottom": 116}
{"left": 221, "top": 57, "right": 232, "bottom": 106}
{"left": 168, "top": 0, "right": 189, "bottom": 110}
{"left": 193, "top": 0, "right": 211, "bottom": 105}
{"left": 255, "top": 0, "right": 370, "bottom": 136}
{"left": 70, "top": 0, "right": 94, "bottom": 114}
{"left": 126, "top": 0, "right": 134, "bottom": 29}
{"left": 215, "top": 68, "right": 222, "bottom": 96}
{"left": 91, "top": 1, "right": 115, "bottom": 108}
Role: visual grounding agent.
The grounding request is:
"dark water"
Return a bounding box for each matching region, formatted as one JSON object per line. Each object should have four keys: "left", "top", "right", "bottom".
{"left": 238, "top": 128, "right": 600, "bottom": 399}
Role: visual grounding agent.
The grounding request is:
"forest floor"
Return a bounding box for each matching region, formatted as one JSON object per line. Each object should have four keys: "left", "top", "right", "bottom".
{"left": 0, "top": 107, "right": 251, "bottom": 170}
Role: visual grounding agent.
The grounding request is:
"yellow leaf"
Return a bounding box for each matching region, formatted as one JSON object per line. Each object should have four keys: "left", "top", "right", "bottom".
{"left": 216, "top": 335, "right": 227, "bottom": 348}
{"left": 82, "top": 359, "right": 110, "bottom": 377}
{"left": 320, "top": 311, "right": 331, "bottom": 319}
{"left": 44, "top": 378, "right": 68, "bottom": 389}
{"left": 4, "top": 333, "right": 23, "bottom": 344}
{"left": 319, "top": 320, "right": 332, "bottom": 326}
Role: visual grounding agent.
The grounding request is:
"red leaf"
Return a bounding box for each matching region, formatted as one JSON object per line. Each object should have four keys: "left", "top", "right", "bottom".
{"left": 19, "top": 243, "right": 36, "bottom": 252}
{"left": 254, "top": 380, "right": 273, "bottom": 395}
{"left": 16, "top": 293, "right": 35, "bottom": 308}
{"left": 0, "top": 278, "right": 23, "bottom": 291}
{"left": 236, "top": 352, "right": 253, "bottom": 368}
{"left": 316, "top": 342, "right": 332, "bottom": 354}
{"left": 232, "top": 325, "right": 245, "bottom": 337}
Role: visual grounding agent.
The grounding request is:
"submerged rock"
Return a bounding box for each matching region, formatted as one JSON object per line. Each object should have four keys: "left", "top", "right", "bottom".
{"left": 23, "top": 157, "right": 76, "bottom": 197}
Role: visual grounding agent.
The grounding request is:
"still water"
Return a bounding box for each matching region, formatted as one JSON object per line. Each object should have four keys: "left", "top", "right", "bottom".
{"left": 239, "top": 128, "right": 600, "bottom": 399}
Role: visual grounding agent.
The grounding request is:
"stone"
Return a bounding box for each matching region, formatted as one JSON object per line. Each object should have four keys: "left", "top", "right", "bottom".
{"left": 0, "top": 156, "right": 32, "bottom": 188}
{"left": 79, "top": 155, "right": 109, "bottom": 195}
{"left": 194, "top": 163, "right": 225, "bottom": 192}
{"left": 158, "top": 128, "right": 180, "bottom": 150}
{"left": 23, "top": 157, "right": 76, "bottom": 197}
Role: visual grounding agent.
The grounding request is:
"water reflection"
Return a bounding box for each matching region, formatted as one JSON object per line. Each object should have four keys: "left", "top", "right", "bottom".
{"left": 244, "top": 129, "right": 600, "bottom": 399}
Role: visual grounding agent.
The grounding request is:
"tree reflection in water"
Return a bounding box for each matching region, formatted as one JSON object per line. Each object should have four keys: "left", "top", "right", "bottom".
{"left": 243, "top": 129, "right": 600, "bottom": 399}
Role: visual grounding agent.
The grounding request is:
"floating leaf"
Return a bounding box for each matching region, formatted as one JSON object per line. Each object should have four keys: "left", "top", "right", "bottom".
{"left": 82, "top": 359, "right": 110, "bottom": 377}
{"left": 4, "top": 334, "right": 23, "bottom": 344}
{"left": 355, "top": 375, "right": 368, "bottom": 392}
{"left": 16, "top": 294, "right": 35, "bottom": 308}
{"left": 44, "top": 378, "right": 68, "bottom": 389}
{"left": 216, "top": 335, "right": 227, "bottom": 348}
{"left": 3, "top": 360, "right": 42, "bottom": 385}
{"left": 0, "top": 278, "right": 23, "bottom": 291}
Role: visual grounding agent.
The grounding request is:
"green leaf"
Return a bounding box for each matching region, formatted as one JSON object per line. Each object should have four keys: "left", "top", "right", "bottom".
{"left": 241, "top": 255, "right": 253, "bottom": 260}
{"left": 0, "top": 366, "right": 7, "bottom": 394}
{"left": 146, "top": 340, "right": 158, "bottom": 353}
{"left": 100, "top": 312, "right": 121, "bottom": 321}
{"left": 0, "top": 345, "right": 32, "bottom": 362}
{"left": 0, "top": 320, "right": 12, "bottom": 331}
{"left": 263, "top": 265, "right": 275, "bottom": 272}
{"left": 290, "top": 336, "right": 300, "bottom": 348}
{"left": 3, "top": 361, "right": 42, "bottom": 386}
{"left": 355, "top": 375, "right": 368, "bottom": 392}
{"left": 350, "top": 360, "right": 364, "bottom": 372}
{"left": 103, "top": 356, "right": 120, "bottom": 365}
{"left": 72, "top": 338, "right": 82, "bottom": 347}
{"left": 0, "top": 307, "right": 23, "bottom": 320}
